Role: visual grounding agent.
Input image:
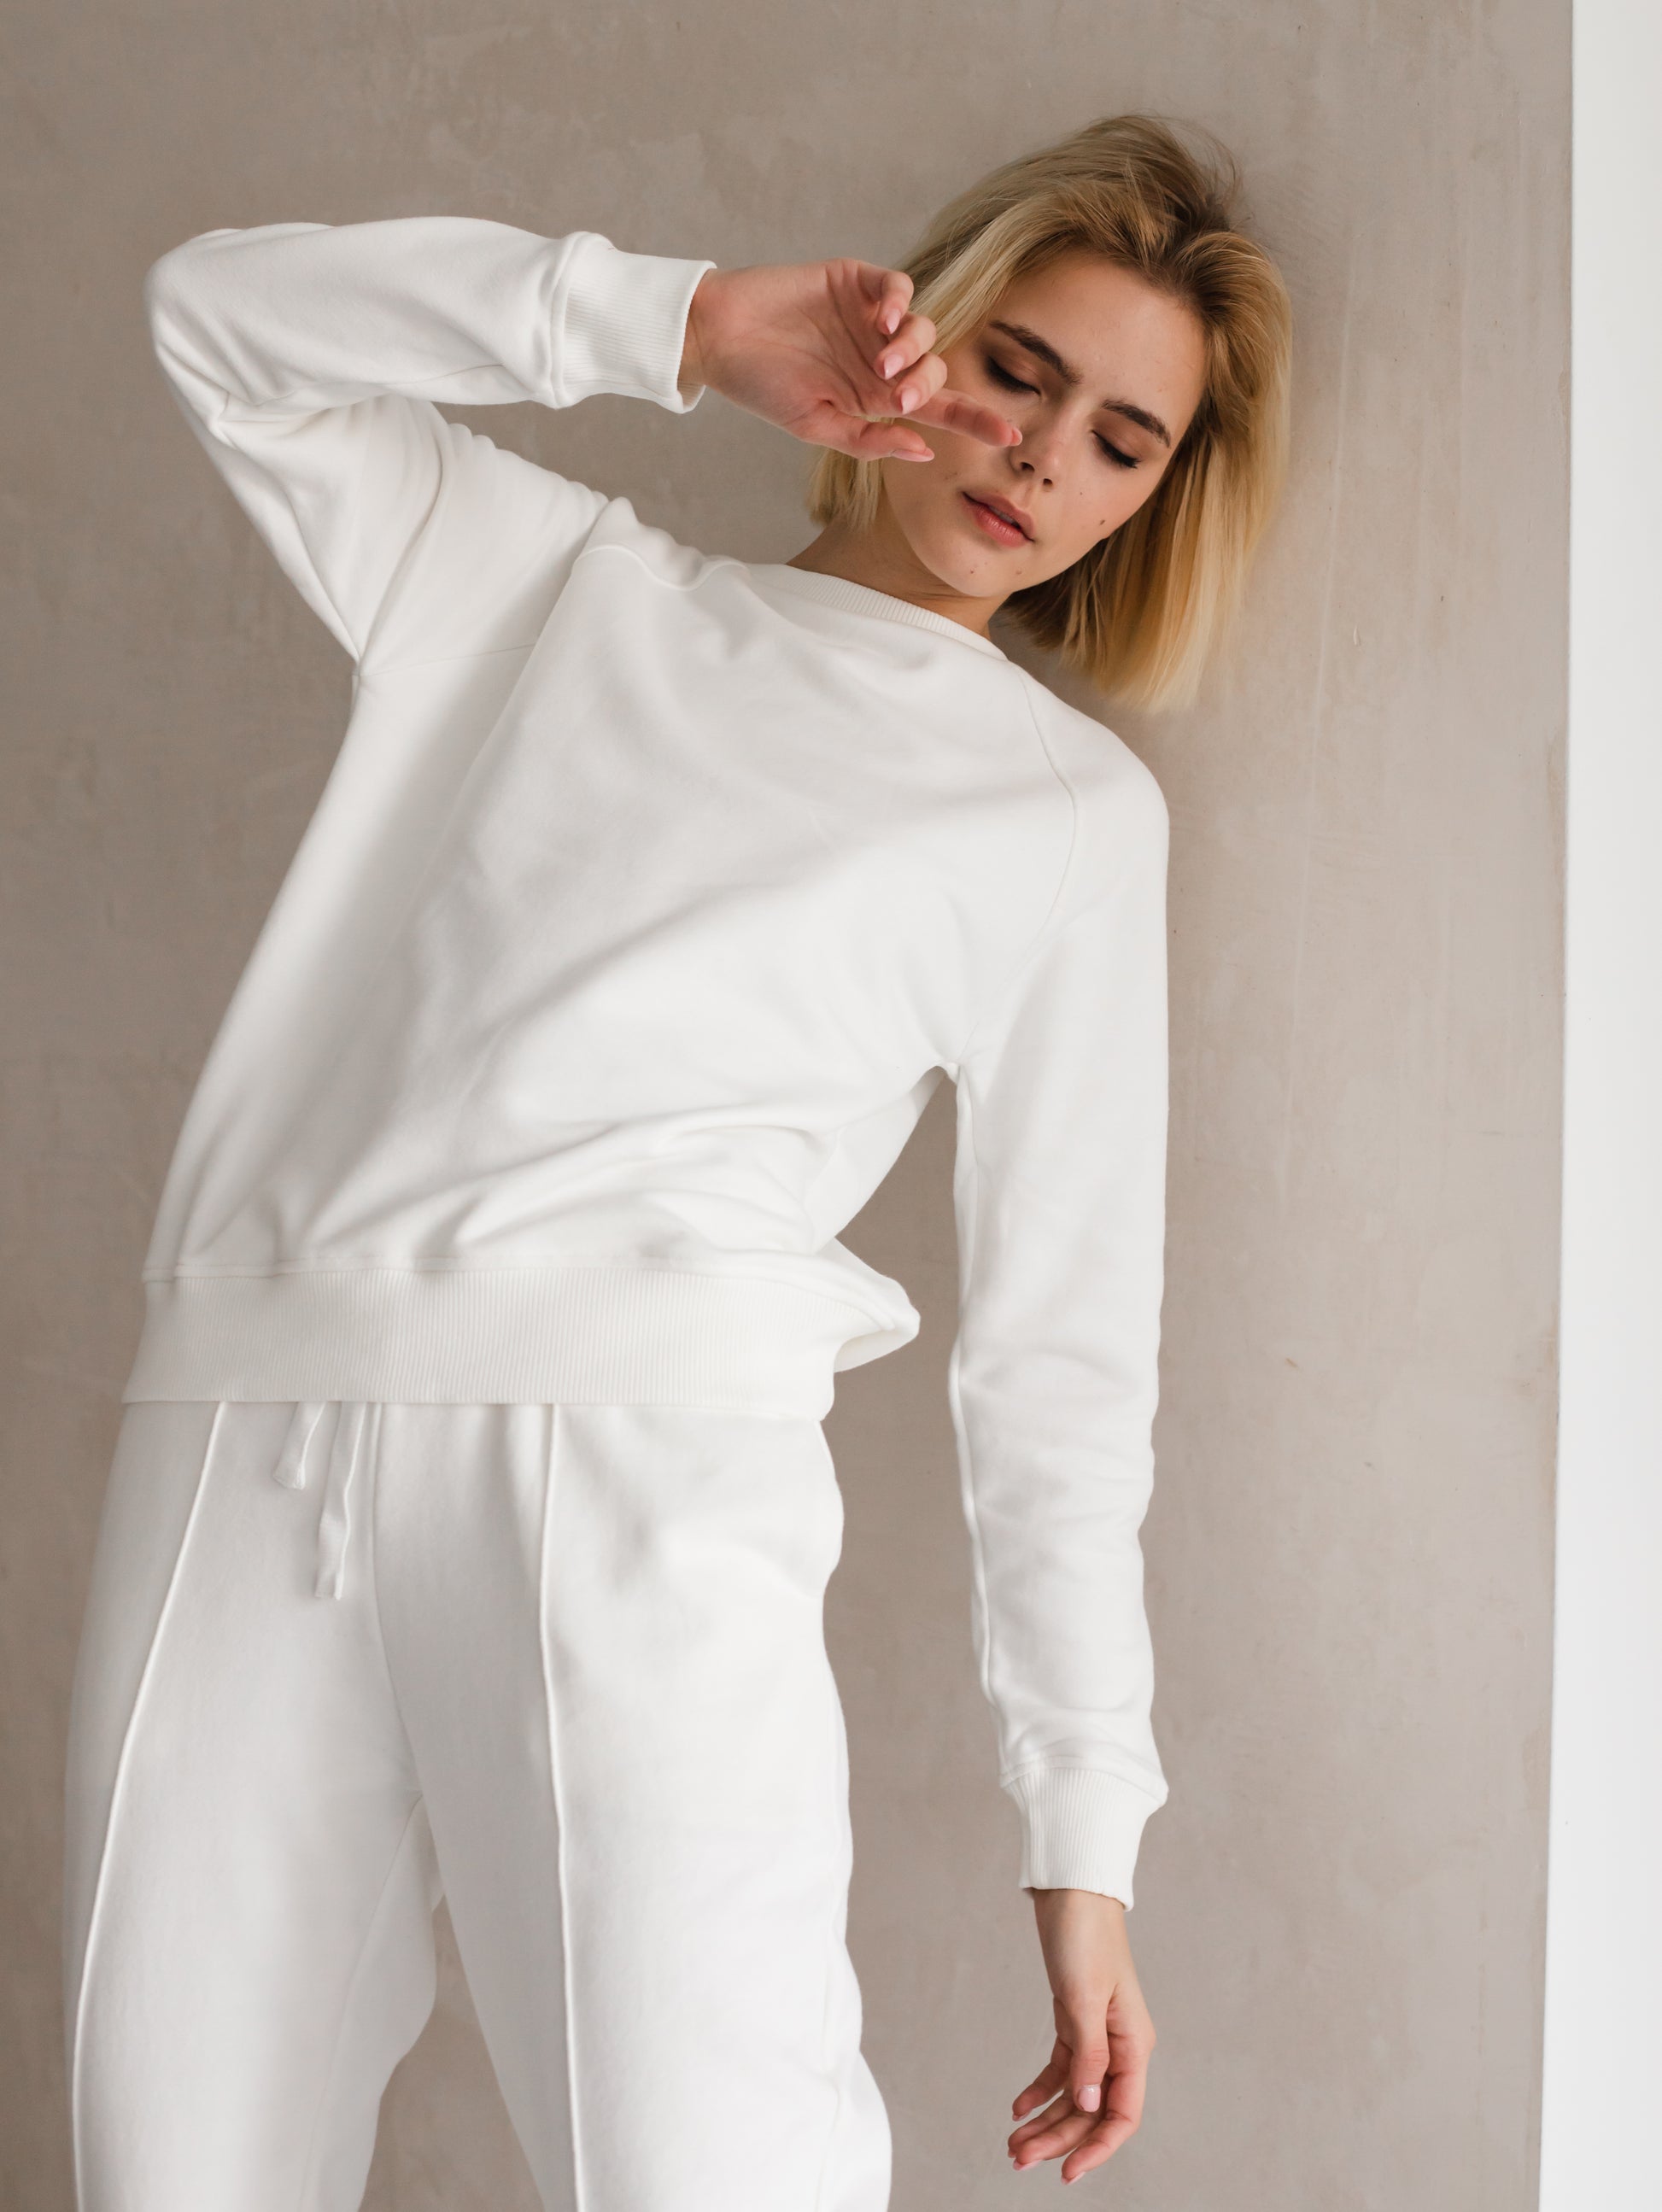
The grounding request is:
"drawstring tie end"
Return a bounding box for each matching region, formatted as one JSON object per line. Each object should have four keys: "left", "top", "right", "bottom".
{"left": 271, "top": 1400, "right": 375, "bottom": 1601}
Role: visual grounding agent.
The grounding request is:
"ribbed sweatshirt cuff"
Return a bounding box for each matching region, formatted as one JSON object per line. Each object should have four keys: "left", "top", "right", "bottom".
{"left": 555, "top": 234, "right": 717, "bottom": 413}
{"left": 1003, "top": 1767, "right": 1166, "bottom": 1911}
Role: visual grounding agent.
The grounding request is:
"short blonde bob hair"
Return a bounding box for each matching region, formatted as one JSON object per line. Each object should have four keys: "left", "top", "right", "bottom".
{"left": 806, "top": 114, "right": 1293, "bottom": 710}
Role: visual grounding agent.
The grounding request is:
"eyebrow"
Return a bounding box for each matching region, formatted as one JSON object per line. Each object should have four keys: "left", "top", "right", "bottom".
{"left": 987, "top": 318, "right": 1173, "bottom": 448}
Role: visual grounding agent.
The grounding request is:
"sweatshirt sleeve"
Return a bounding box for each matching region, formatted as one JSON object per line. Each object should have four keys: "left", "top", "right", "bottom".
{"left": 141, "top": 217, "right": 716, "bottom": 670}
{"left": 946, "top": 739, "right": 1173, "bottom": 1910}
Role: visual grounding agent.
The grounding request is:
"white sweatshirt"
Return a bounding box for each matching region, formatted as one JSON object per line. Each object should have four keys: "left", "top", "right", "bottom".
{"left": 132, "top": 215, "right": 1172, "bottom": 1907}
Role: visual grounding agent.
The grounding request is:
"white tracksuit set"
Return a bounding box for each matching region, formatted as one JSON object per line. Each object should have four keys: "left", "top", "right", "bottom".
{"left": 62, "top": 214, "right": 1173, "bottom": 2211}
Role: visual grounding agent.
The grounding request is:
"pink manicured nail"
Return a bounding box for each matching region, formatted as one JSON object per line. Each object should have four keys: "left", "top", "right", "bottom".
{"left": 896, "top": 387, "right": 917, "bottom": 413}
{"left": 1076, "top": 2085, "right": 1100, "bottom": 2112}
{"left": 875, "top": 348, "right": 898, "bottom": 378}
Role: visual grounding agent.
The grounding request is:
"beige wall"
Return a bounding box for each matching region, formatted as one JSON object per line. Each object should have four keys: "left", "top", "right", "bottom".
{"left": 2, "top": 3, "right": 1567, "bottom": 2206}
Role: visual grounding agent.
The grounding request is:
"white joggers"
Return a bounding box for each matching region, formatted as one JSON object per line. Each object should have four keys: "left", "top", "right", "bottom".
{"left": 62, "top": 1397, "right": 892, "bottom": 2212}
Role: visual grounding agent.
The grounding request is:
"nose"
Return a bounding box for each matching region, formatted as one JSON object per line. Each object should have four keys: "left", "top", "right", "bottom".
{"left": 1013, "top": 436, "right": 1059, "bottom": 489}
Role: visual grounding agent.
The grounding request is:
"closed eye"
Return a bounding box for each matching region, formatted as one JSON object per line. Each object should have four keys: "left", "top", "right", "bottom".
{"left": 984, "top": 354, "right": 1037, "bottom": 397}
{"left": 983, "top": 354, "right": 1138, "bottom": 471}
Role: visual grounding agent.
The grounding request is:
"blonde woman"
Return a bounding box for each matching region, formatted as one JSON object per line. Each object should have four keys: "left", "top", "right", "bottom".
{"left": 63, "top": 114, "right": 1290, "bottom": 2209}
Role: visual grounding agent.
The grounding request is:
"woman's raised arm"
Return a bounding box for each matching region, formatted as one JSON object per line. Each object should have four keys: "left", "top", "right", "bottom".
{"left": 143, "top": 219, "right": 1019, "bottom": 677}
{"left": 142, "top": 217, "right": 716, "bottom": 669}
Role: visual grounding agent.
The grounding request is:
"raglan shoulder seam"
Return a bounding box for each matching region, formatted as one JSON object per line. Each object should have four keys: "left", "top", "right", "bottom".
{"left": 947, "top": 672, "right": 1085, "bottom": 1070}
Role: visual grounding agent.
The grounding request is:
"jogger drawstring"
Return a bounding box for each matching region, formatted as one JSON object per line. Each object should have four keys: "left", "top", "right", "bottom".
{"left": 271, "top": 1400, "right": 377, "bottom": 1600}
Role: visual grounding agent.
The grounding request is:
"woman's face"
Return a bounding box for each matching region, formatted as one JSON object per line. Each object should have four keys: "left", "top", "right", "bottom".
{"left": 880, "top": 249, "right": 1210, "bottom": 600}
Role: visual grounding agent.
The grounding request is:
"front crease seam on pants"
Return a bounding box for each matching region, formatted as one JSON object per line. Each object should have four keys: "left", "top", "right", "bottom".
{"left": 813, "top": 1417, "right": 851, "bottom": 2212}
{"left": 69, "top": 1401, "right": 228, "bottom": 2203}
{"left": 539, "top": 1403, "right": 588, "bottom": 2212}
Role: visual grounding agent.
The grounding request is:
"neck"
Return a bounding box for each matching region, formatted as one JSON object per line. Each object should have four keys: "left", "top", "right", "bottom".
{"left": 786, "top": 499, "right": 1008, "bottom": 641}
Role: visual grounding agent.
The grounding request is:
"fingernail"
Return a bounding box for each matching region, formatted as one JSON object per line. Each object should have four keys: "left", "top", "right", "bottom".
{"left": 1076, "top": 2085, "right": 1101, "bottom": 2112}
{"left": 875, "top": 348, "right": 898, "bottom": 377}
{"left": 896, "top": 387, "right": 916, "bottom": 413}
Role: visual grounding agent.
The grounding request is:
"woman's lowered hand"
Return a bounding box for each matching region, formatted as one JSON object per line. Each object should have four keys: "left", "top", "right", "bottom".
{"left": 1009, "top": 1887, "right": 1156, "bottom": 2185}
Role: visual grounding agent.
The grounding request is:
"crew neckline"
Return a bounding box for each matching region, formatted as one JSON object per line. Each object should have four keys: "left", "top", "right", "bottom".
{"left": 745, "top": 561, "right": 1009, "bottom": 661}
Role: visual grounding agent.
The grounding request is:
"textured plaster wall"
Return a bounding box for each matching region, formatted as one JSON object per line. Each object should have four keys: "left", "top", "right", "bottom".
{"left": 1, "top": 3, "right": 1567, "bottom": 2207}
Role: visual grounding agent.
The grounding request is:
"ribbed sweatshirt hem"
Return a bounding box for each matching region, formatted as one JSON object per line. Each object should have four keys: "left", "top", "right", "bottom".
{"left": 120, "top": 1263, "right": 910, "bottom": 1416}
{"left": 1003, "top": 1765, "right": 1167, "bottom": 1911}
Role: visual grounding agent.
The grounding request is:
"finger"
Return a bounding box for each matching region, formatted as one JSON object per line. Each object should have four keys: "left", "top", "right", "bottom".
{"left": 872, "top": 308, "right": 938, "bottom": 383}
{"left": 793, "top": 391, "right": 933, "bottom": 463}
{"left": 834, "top": 259, "right": 916, "bottom": 342}
{"left": 1063, "top": 2110, "right": 1140, "bottom": 2178}
{"left": 844, "top": 332, "right": 939, "bottom": 422}
{"left": 1012, "top": 2052, "right": 1069, "bottom": 2118}
{"left": 1009, "top": 2088, "right": 1088, "bottom": 2152}
{"left": 840, "top": 414, "right": 934, "bottom": 463}
{"left": 1099, "top": 2042, "right": 1150, "bottom": 2137}
{"left": 1059, "top": 2046, "right": 1151, "bottom": 2179}
{"left": 906, "top": 383, "right": 1022, "bottom": 448}
{"left": 868, "top": 265, "right": 914, "bottom": 338}
{"left": 1064, "top": 2023, "right": 1114, "bottom": 2117}
{"left": 887, "top": 353, "right": 948, "bottom": 419}
{"left": 1009, "top": 2098, "right": 1097, "bottom": 2169}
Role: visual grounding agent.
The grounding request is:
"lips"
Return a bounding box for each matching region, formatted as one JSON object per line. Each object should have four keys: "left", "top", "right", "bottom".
{"left": 962, "top": 490, "right": 1034, "bottom": 543}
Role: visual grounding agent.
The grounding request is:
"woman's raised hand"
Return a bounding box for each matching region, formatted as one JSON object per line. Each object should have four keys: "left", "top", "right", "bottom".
{"left": 679, "top": 259, "right": 1021, "bottom": 463}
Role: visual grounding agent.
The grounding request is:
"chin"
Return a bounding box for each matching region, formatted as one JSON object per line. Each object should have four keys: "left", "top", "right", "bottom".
{"left": 902, "top": 521, "right": 1027, "bottom": 598}
{"left": 882, "top": 469, "right": 1042, "bottom": 596}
